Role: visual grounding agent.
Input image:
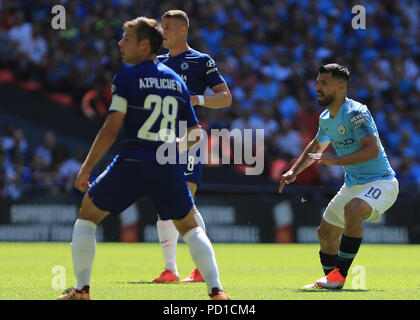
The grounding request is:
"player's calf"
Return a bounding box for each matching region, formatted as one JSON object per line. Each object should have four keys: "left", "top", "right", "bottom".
{"left": 316, "top": 219, "right": 342, "bottom": 254}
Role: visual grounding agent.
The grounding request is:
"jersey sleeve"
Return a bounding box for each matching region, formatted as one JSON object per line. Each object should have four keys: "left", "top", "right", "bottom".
{"left": 109, "top": 72, "right": 128, "bottom": 114}
{"left": 315, "top": 126, "right": 330, "bottom": 143}
{"left": 202, "top": 55, "right": 225, "bottom": 89}
{"left": 348, "top": 109, "right": 376, "bottom": 142}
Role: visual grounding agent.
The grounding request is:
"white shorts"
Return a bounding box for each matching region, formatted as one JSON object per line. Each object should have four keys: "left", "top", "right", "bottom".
{"left": 323, "top": 177, "right": 399, "bottom": 229}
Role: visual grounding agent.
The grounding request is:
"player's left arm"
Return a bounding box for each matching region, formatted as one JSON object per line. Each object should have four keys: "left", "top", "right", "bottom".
{"left": 74, "top": 111, "right": 125, "bottom": 192}
{"left": 190, "top": 82, "right": 232, "bottom": 109}
{"left": 309, "top": 108, "right": 380, "bottom": 166}
{"left": 309, "top": 136, "right": 379, "bottom": 166}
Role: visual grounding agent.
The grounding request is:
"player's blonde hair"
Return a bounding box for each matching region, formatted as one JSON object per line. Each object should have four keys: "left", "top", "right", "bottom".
{"left": 161, "top": 10, "right": 189, "bottom": 27}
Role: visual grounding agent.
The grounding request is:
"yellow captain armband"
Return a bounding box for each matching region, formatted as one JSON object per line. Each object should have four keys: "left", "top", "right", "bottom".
{"left": 109, "top": 95, "right": 128, "bottom": 114}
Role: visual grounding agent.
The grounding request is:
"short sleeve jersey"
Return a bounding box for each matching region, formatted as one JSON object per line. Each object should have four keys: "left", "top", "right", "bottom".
{"left": 109, "top": 60, "right": 198, "bottom": 161}
{"left": 315, "top": 98, "right": 395, "bottom": 186}
{"left": 157, "top": 48, "right": 225, "bottom": 97}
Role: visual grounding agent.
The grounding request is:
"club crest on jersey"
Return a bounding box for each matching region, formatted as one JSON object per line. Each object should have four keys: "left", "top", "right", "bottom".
{"left": 180, "top": 62, "right": 189, "bottom": 70}
{"left": 337, "top": 124, "right": 346, "bottom": 135}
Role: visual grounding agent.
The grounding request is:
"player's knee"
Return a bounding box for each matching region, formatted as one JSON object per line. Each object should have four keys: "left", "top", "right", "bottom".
{"left": 344, "top": 199, "right": 369, "bottom": 224}
{"left": 77, "top": 195, "right": 108, "bottom": 225}
{"left": 317, "top": 220, "right": 342, "bottom": 245}
{"left": 174, "top": 221, "right": 198, "bottom": 237}
{"left": 317, "top": 225, "right": 332, "bottom": 244}
{"left": 172, "top": 209, "right": 198, "bottom": 236}
{"left": 78, "top": 208, "right": 98, "bottom": 225}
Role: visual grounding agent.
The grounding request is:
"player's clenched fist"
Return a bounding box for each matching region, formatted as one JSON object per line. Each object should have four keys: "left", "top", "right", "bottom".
{"left": 74, "top": 167, "right": 92, "bottom": 192}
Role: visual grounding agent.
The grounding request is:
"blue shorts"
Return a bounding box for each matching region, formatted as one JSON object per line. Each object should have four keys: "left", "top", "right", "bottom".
{"left": 182, "top": 156, "right": 202, "bottom": 186}
{"left": 88, "top": 155, "right": 194, "bottom": 220}
{"left": 182, "top": 144, "right": 203, "bottom": 186}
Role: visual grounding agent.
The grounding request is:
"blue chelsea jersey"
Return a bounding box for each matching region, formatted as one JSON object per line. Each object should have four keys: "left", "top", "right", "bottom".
{"left": 315, "top": 98, "right": 395, "bottom": 186}
{"left": 157, "top": 49, "right": 225, "bottom": 97}
{"left": 109, "top": 60, "right": 198, "bottom": 161}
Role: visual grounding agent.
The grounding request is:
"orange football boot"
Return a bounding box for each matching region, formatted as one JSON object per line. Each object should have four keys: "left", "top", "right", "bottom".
{"left": 181, "top": 268, "right": 205, "bottom": 283}
{"left": 315, "top": 268, "right": 346, "bottom": 289}
{"left": 152, "top": 269, "right": 179, "bottom": 282}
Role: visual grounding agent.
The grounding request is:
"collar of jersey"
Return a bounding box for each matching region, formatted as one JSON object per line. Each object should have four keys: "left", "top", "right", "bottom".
{"left": 131, "top": 59, "right": 156, "bottom": 68}
{"left": 329, "top": 97, "right": 349, "bottom": 121}
{"left": 169, "top": 49, "right": 193, "bottom": 58}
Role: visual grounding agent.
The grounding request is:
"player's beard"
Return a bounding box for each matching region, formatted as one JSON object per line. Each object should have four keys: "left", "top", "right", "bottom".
{"left": 318, "top": 91, "right": 336, "bottom": 107}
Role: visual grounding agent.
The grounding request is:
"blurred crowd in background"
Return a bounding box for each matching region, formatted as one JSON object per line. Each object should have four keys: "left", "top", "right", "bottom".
{"left": 0, "top": 124, "right": 87, "bottom": 199}
{"left": 0, "top": 0, "right": 419, "bottom": 199}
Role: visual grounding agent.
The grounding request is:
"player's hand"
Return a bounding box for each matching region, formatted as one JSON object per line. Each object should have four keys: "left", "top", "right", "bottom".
{"left": 279, "top": 170, "right": 297, "bottom": 193}
{"left": 74, "top": 166, "right": 92, "bottom": 192}
{"left": 190, "top": 95, "right": 199, "bottom": 106}
{"left": 308, "top": 153, "right": 339, "bottom": 166}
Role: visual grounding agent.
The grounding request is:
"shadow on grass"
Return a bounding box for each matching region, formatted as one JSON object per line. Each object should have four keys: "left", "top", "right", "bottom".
{"left": 114, "top": 281, "right": 183, "bottom": 285}
{"left": 294, "top": 288, "right": 383, "bottom": 293}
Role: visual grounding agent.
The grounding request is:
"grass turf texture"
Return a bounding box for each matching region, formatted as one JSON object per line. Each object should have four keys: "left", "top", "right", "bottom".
{"left": 0, "top": 242, "right": 419, "bottom": 300}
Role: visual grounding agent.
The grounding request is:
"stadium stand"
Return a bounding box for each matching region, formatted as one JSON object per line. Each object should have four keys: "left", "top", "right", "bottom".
{"left": 0, "top": 0, "right": 419, "bottom": 200}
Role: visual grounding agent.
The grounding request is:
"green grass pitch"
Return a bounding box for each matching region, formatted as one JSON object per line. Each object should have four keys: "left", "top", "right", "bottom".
{"left": 0, "top": 242, "right": 419, "bottom": 300}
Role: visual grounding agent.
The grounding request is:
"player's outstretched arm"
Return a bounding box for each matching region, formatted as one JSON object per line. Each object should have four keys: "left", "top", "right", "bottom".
{"left": 191, "top": 83, "right": 232, "bottom": 109}
{"left": 279, "top": 138, "right": 330, "bottom": 193}
{"left": 74, "top": 112, "right": 125, "bottom": 192}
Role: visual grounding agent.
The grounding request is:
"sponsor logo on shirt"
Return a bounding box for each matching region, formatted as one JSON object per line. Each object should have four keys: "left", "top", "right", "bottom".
{"left": 350, "top": 113, "right": 367, "bottom": 128}
{"left": 206, "top": 59, "right": 216, "bottom": 68}
{"left": 331, "top": 138, "right": 355, "bottom": 150}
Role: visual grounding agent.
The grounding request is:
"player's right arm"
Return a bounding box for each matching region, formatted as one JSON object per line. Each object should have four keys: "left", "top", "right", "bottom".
{"left": 278, "top": 137, "right": 330, "bottom": 193}
{"left": 75, "top": 72, "right": 128, "bottom": 193}
{"left": 190, "top": 55, "right": 231, "bottom": 109}
{"left": 75, "top": 111, "right": 125, "bottom": 192}
{"left": 191, "top": 82, "right": 232, "bottom": 109}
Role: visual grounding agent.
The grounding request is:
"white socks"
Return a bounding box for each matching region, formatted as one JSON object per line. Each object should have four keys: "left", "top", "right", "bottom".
{"left": 157, "top": 211, "right": 206, "bottom": 275}
{"left": 193, "top": 209, "right": 206, "bottom": 233}
{"left": 156, "top": 219, "right": 180, "bottom": 276}
{"left": 183, "top": 227, "right": 222, "bottom": 294}
{"left": 71, "top": 219, "right": 97, "bottom": 290}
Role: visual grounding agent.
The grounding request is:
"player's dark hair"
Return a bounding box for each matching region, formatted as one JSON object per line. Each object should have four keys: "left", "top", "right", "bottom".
{"left": 318, "top": 63, "right": 350, "bottom": 83}
{"left": 161, "top": 10, "right": 189, "bottom": 27}
{"left": 123, "top": 17, "right": 163, "bottom": 54}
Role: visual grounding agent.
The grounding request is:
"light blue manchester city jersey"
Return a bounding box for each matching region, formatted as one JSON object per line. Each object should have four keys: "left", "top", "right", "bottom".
{"left": 315, "top": 98, "right": 395, "bottom": 186}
